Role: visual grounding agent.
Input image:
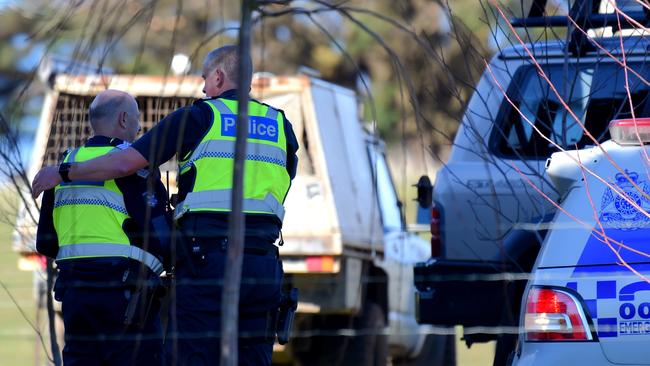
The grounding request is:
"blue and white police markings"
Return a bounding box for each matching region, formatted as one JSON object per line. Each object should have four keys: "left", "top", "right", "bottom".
{"left": 567, "top": 279, "right": 650, "bottom": 338}
{"left": 573, "top": 170, "right": 650, "bottom": 270}
{"left": 600, "top": 170, "right": 650, "bottom": 230}
{"left": 618, "top": 281, "right": 650, "bottom": 336}
{"left": 221, "top": 114, "right": 279, "bottom": 143}
{"left": 567, "top": 170, "right": 650, "bottom": 338}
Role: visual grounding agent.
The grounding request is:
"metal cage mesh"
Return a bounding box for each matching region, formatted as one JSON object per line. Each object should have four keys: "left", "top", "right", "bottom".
{"left": 43, "top": 93, "right": 194, "bottom": 166}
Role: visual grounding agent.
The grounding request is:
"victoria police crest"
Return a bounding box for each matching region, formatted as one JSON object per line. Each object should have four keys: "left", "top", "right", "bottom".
{"left": 600, "top": 170, "right": 650, "bottom": 230}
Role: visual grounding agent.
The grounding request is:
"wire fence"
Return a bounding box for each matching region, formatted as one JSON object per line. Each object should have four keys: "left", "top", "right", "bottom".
{"left": 3, "top": 0, "right": 650, "bottom": 365}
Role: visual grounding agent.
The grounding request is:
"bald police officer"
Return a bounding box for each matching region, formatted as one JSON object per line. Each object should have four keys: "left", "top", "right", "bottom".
{"left": 36, "top": 89, "right": 171, "bottom": 365}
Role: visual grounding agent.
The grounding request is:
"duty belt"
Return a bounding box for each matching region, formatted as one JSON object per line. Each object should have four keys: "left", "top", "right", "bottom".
{"left": 57, "top": 244, "right": 164, "bottom": 275}
{"left": 188, "top": 237, "right": 279, "bottom": 258}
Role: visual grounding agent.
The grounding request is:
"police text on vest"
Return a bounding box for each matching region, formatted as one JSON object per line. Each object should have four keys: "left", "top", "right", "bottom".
{"left": 221, "top": 114, "right": 279, "bottom": 143}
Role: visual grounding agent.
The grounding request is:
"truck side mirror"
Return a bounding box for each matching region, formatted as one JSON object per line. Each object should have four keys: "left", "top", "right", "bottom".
{"left": 415, "top": 175, "right": 433, "bottom": 208}
{"left": 414, "top": 175, "right": 433, "bottom": 226}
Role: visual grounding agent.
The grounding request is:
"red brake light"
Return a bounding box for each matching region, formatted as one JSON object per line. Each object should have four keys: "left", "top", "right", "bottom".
{"left": 609, "top": 118, "right": 650, "bottom": 145}
{"left": 524, "top": 287, "right": 593, "bottom": 341}
{"left": 430, "top": 206, "right": 441, "bottom": 257}
{"left": 306, "top": 256, "right": 335, "bottom": 272}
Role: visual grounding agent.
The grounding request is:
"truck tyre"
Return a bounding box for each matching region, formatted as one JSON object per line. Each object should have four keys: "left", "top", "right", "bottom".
{"left": 292, "top": 314, "right": 349, "bottom": 365}
{"left": 393, "top": 333, "right": 456, "bottom": 366}
{"left": 341, "top": 301, "right": 388, "bottom": 366}
{"left": 492, "top": 284, "right": 522, "bottom": 366}
{"left": 493, "top": 245, "right": 538, "bottom": 366}
{"left": 493, "top": 334, "right": 516, "bottom": 366}
{"left": 292, "top": 302, "right": 387, "bottom": 366}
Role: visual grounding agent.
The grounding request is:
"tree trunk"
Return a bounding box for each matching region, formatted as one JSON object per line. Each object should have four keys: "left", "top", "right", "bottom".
{"left": 220, "top": 1, "right": 254, "bottom": 365}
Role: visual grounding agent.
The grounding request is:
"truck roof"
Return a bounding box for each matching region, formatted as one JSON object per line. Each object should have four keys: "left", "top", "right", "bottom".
{"left": 50, "top": 73, "right": 314, "bottom": 97}
{"left": 498, "top": 36, "right": 650, "bottom": 60}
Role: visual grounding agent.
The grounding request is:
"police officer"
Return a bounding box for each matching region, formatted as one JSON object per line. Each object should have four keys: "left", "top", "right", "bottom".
{"left": 36, "top": 89, "right": 171, "bottom": 366}
{"left": 32, "top": 46, "right": 299, "bottom": 365}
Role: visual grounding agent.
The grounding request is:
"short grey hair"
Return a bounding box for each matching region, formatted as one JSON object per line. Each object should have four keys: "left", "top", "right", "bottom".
{"left": 88, "top": 90, "right": 134, "bottom": 132}
{"left": 203, "top": 45, "right": 253, "bottom": 85}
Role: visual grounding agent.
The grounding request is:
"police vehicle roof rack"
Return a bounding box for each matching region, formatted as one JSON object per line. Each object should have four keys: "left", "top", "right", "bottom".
{"left": 509, "top": 0, "right": 650, "bottom": 56}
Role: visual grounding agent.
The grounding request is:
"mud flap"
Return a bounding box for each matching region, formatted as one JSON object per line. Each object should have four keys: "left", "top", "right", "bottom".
{"left": 414, "top": 259, "right": 522, "bottom": 328}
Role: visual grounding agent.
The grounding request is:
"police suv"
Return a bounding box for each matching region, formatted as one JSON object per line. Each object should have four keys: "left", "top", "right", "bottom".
{"left": 414, "top": 0, "right": 650, "bottom": 364}
{"left": 513, "top": 119, "right": 650, "bottom": 365}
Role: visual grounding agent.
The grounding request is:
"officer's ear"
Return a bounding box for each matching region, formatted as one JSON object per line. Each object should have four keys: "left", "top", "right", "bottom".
{"left": 215, "top": 68, "right": 225, "bottom": 89}
{"left": 118, "top": 111, "right": 128, "bottom": 129}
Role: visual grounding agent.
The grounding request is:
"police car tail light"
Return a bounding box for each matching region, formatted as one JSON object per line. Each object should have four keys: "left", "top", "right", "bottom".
{"left": 609, "top": 118, "right": 650, "bottom": 145}
{"left": 524, "top": 287, "right": 593, "bottom": 341}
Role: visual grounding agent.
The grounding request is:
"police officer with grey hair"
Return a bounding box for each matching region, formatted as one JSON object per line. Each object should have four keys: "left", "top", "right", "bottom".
{"left": 32, "top": 46, "right": 299, "bottom": 365}
{"left": 36, "top": 89, "right": 171, "bottom": 365}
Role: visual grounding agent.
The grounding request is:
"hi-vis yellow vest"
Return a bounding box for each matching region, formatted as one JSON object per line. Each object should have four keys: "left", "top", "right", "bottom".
{"left": 53, "top": 145, "right": 163, "bottom": 275}
{"left": 174, "top": 98, "right": 290, "bottom": 221}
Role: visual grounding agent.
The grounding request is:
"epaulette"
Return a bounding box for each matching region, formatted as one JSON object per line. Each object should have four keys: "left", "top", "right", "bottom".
{"left": 108, "top": 137, "right": 131, "bottom": 150}
{"left": 58, "top": 149, "right": 72, "bottom": 163}
{"left": 115, "top": 141, "right": 131, "bottom": 150}
{"left": 256, "top": 99, "right": 285, "bottom": 117}
{"left": 193, "top": 97, "right": 212, "bottom": 105}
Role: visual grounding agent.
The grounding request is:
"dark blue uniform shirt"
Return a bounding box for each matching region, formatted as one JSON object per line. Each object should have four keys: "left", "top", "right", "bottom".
{"left": 132, "top": 89, "right": 299, "bottom": 242}
{"left": 36, "top": 136, "right": 172, "bottom": 271}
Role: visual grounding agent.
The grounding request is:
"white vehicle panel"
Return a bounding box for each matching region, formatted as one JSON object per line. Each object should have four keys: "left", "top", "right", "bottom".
{"left": 514, "top": 342, "right": 619, "bottom": 365}
{"left": 538, "top": 141, "right": 650, "bottom": 268}
{"left": 309, "top": 81, "right": 383, "bottom": 250}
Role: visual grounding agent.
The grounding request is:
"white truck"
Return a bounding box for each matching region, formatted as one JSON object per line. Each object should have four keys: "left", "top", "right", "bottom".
{"left": 16, "top": 72, "right": 452, "bottom": 364}
{"left": 413, "top": 0, "right": 650, "bottom": 364}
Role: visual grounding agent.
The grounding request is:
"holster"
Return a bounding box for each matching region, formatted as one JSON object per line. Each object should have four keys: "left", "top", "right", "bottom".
{"left": 274, "top": 287, "right": 299, "bottom": 345}
{"left": 123, "top": 268, "right": 164, "bottom": 328}
{"left": 172, "top": 223, "right": 202, "bottom": 277}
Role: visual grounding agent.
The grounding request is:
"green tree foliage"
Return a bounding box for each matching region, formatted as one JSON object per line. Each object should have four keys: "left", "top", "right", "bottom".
{"left": 0, "top": 0, "right": 524, "bottom": 153}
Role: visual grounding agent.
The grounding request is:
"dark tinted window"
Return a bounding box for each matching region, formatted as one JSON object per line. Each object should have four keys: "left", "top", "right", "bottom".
{"left": 492, "top": 62, "right": 650, "bottom": 158}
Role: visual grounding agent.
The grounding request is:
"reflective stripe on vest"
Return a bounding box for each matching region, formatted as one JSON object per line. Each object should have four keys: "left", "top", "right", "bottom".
{"left": 54, "top": 186, "right": 128, "bottom": 215}
{"left": 174, "top": 190, "right": 285, "bottom": 221}
{"left": 179, "top": 140, "right": 287, "bottom": 172}
{"left": 57, "top": 243, "right": 164, "bottom": 275}
{"left": 175, "top": 98, "right": 290, "bottom": 220}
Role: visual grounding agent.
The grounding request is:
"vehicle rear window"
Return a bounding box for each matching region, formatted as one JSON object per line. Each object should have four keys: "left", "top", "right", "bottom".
{"left": 492, "top": 61, "right": 650, "bottom": 159}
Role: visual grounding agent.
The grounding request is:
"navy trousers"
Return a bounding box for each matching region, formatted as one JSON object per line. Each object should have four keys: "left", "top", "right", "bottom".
{"left": 165, "top": 237, "right": 283, "bottom": 366}
{"left": 55, "top": 262, "right": 164, "bottom": 366}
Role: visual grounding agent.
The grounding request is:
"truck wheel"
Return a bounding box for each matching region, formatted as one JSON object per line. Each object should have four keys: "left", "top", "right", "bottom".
{"left": 292, "top": 302, "right": 387, "bottom": 366}
{"left": 492, "top": 292, "right": 519, "bottom": 366}
{"left": 291, "top": 314, "right": 349, "bottom": 365}
{"left": 393, "top": 333, "right": 456, "bottom": 366}
{"left": 341, "top": 301, "right": 388, "bottom": 366}
{"left": 493, "top": 334, "right": 516, "bottom": 366}
{"left": 493, "top": 246, "right": 537, "bottom": 366}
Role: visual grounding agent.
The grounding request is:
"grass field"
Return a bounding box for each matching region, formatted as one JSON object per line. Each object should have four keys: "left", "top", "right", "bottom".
{"left": 0, "top": 198, "right": 43, "bottom": 366}
{"left": 0, "top": 251, "right": 42, "bottom": 366}
{"left": 454, "top": 328, "right": 495, "bottom": 366}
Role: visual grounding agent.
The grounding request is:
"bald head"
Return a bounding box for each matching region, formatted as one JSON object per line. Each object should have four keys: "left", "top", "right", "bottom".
{"left": 89, "top": 89, "right": 141, "bottom": 142}
{"left": 201, "top": 45, "right": 253, "bottom": 96}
